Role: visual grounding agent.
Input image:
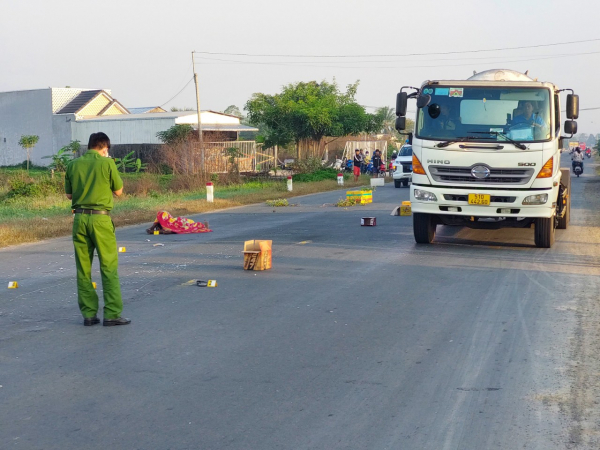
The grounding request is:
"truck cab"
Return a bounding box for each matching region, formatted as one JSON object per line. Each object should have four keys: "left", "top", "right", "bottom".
{"left": 395, "top": 69, "right": 579, "bottom": 248}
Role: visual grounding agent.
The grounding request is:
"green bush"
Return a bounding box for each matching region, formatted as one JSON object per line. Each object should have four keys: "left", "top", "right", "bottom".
{"left": 5, "top": 176, "right": 63, "bottom": 199}
{"left": 293, "top": 168, "right": 340, "bottom": 182}
{"left": 8, "top": 179, "right": 42, "bottom": 197}
{"left": 289, "top": 157, "right": 324, "bottom": 174}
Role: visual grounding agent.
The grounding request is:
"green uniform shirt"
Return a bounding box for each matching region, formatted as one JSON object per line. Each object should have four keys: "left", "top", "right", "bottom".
{"left": 65, "top": 150, "right": 123, "bottom": 211}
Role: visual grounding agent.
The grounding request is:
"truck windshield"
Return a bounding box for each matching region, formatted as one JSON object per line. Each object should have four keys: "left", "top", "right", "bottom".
{"left": 399, "top": 146, "right": 412, "bottom": 156}
{"left": 416, "top": 86, "right": 551, "bottom": 143}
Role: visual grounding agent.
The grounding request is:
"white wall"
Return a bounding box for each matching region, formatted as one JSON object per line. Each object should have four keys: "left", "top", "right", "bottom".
{"left": 52, "top": 114, "right": 76, "bottom": 154}
{"left": 72, "top": 117, "right": 178, "bottom": 145}
{"left": 0, "top": 89, "right": 54, "bottom": 166}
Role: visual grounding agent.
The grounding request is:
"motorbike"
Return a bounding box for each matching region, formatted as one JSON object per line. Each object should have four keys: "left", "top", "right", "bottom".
{"left": 572, "top": 160, "right": 584, "bottom": 177}
{"left": 342, "top": 158, "right": 353, "bottom": 173}
{"left": 585, "top": 149, "right": 592, "bottom": 159}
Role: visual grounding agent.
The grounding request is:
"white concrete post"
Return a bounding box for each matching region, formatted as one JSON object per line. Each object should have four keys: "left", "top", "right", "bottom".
{"left": 206, "top": 182, "right": 214, "bottom": 202}
{"left": 287, "top": 176, "right": 293, "bottom": 192}
{"left": 337, "top": 173, "right": 344, "bottom": 186}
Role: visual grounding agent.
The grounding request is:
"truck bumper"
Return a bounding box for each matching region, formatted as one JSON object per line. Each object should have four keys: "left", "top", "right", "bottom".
{"left": 410, "top": 184, "right": 556, "bottom": 218}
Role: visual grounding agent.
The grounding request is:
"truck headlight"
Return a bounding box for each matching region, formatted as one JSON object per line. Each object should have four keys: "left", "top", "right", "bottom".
{"left": 414, "top": 189, "right": 438, "bottom": 202}
{"left": 522, "top": 194, "right": 548, "bottom": 205}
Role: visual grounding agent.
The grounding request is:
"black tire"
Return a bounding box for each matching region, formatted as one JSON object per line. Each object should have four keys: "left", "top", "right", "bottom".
{"left": 402, "top": 179, "right": 409, "bottom": 187}
{"left": 394, "top": 179, "right": 402, "bottom": 188}
{"left": 557, "top": 169, "right": 571, "bottom": 229}
{"left": 534, "top": 216, "right": 555, "bottom": 248}
{"left": 413, "top": 213, "right": 436, "bottom": 244}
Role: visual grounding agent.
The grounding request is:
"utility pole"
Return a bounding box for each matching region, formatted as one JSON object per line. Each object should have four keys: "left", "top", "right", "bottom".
{"left": 192, "top": 51, "right": 204, "bottom": 170}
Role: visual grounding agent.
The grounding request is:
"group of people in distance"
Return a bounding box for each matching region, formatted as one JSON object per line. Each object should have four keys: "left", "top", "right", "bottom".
{"left": 352, "top": 148, "right": 385, "bottom": 181}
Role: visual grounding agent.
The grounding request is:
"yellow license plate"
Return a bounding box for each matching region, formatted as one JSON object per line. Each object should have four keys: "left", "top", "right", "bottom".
{"left": 468, "top": 194, "right": 491, "bottom": 205}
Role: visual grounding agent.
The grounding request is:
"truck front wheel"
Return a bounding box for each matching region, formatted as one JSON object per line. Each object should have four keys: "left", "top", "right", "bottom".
{"left": 534, "top": 216, "right": 555, "bottom": 248}
{"left": 557, "top": 169, "right": 571, "bottom": 230}
{"left": 413, "top": 213, "right": 436, "bottom": 244}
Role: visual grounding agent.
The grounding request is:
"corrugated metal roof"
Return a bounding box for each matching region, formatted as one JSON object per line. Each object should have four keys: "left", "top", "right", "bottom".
{"left": 128, "top": 106, "right": 165, "bottom": 114}
{"left": 76, "top": 113, "right": 258, "bottom": 131}
{"left": 56, "top": 90, "right": 102, "bottom": 114}
{"left": 196, "top": 124, "right": 259, "bottom": 132}
{"left": 78, "top": 111, "right": 197, "bottom": 120}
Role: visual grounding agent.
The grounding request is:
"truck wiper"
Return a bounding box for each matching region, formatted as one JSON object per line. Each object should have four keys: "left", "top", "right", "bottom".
{"left": 436, "top": 136, "right": 477, "bottom": 148}
{"left": 467, "top": 131, "right": 527, "bottom": 150}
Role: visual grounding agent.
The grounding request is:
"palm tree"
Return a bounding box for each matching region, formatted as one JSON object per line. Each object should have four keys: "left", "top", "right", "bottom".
{"left": 376, "top": 106, "right": 396, "bottom": 135}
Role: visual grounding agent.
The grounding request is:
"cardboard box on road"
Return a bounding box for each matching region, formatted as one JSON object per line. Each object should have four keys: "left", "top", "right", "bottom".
{"left": 243, "top": 240, "right": 272, "bottom": 271}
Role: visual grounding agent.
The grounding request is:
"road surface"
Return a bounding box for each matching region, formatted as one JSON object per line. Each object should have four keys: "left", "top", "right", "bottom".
{"left": 2, "top": 153, "right": 600, "bottom": 449}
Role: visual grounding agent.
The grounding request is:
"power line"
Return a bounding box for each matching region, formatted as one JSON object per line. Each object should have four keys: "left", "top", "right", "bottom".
{"left": 193, "top": 37, "right": 600, "bottom": 59}
{"left": 160, "top": 77, "right": 194, "bottom": 107}
{"left": 194, "top": 50, "right": 600, "bottom": 70}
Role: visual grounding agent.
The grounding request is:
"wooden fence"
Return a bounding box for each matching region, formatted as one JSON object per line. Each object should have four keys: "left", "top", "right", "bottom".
{"left": 193, "top": 141, "right": 275, "bottom": 173}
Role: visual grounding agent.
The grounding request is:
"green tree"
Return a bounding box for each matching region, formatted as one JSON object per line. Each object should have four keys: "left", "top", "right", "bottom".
{"left": 376, "top": 106, "right": 396, "bottom": 135}
{"left": 245, "top": 80, "right": 384, "bottom": 156}
{"left": 18, "top": 135, "right": 39, "bottom": 172}
{"left": 156, "top": 124, "right": 194, "bottom": 145}
{"left": 170, "top": 106, "right": 194, "bottom": 112}
{"left": 223, "top": 105, "right": 242, "bottom": 117}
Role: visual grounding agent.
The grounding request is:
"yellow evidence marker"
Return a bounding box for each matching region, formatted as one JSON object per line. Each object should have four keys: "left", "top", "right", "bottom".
{"left": 207, "top": 280, "right": 217, "bottom": 287}
{"left": 8, "top": 281, "right": 19, "bottom": 289}
{"left": 92, "top": 282, "right": 97, "bottom": 289}
{"left": 118, "top": 247, "right": 126, "bottom": 253}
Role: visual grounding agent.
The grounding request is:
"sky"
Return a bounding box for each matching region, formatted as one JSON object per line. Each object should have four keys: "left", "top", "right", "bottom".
{"left": 1, "top": 0, "right": 599, "bottom": 134}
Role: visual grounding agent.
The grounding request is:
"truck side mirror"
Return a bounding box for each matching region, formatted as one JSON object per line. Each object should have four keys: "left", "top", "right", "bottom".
{"left": 396, "top": 92, "right": 407, "bottom": 117}
{"left": 416, "top": 94, "right": 431, "bottom": 109}
{"left": 566, "top": 94, "right": 579, "bottom": 119}
{"left": 564, "top": 120, "right": 577, "bottom": 135}
{"left": 395, "top": 116, "right": 406, "bottom": 131}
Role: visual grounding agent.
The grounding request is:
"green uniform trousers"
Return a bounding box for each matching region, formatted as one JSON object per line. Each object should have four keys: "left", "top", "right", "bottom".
{"left": 72, "top": 214, "right": 123, "bottom": 319}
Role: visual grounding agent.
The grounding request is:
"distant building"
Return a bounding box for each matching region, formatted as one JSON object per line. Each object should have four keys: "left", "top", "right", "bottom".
{"left": 0, "top": 88, "right": 257, "bottom": 166}
{"left": 127, "top": 106, "right": 167, "bottom": 114}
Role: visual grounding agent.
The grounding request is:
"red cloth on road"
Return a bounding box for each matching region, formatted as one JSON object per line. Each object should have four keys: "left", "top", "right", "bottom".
{"left": 148, "top": 211, "right": 212, "bottom": 234}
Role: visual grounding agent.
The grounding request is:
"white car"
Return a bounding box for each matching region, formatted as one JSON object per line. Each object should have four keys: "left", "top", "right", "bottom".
{"left": 393, "top": 145, "right": 413, "bottom": 188}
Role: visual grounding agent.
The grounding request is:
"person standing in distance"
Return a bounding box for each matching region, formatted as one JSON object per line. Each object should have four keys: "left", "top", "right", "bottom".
{"left": 352, "top": 148, "right": 363, "bottom": 182}
{"left": 65, "top": 132, "right": 131, "bottom": 327}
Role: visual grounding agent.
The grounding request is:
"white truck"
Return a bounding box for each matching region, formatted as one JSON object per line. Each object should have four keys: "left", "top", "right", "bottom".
{"left": 395, "top": 69, "right": 579, "bottom": 248}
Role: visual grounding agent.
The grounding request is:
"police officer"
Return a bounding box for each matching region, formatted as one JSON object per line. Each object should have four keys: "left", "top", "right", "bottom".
{"left": 65, "top": 132, "right": 131, "bottom": 327}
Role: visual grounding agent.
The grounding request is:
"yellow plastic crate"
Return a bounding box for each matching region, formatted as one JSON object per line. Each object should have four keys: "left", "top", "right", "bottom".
{"left": 346, "top": 190, "right": 373, "bottom": 204}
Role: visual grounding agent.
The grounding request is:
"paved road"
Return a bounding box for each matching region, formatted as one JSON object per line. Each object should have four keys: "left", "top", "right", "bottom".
{"left": 2, "top": 153, "right": 600, "bottom": 449}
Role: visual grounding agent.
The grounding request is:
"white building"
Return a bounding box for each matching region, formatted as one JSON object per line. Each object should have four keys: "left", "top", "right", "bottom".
{"left": 0, "top": 88, "right": 256, "bottom": 166}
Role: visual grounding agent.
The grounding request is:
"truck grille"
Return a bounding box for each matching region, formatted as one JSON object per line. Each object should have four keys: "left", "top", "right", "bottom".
{"left": 401, "top": 163, "right": 412, "bottom": 173}
{"left": 430, "top": 166, "right": 534, "bottom": 185}
{"left": 443, "top": 194, "right": 516, "bottom": 203}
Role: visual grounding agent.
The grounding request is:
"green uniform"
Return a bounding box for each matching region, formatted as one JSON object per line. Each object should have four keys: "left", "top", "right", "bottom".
{"left": 65, "top": 150, "right": 124, "bottom": 319}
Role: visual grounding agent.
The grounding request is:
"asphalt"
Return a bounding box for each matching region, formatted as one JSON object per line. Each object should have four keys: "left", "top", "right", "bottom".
{"left": 2, "top": 152, "right": 600, "bottom": 449}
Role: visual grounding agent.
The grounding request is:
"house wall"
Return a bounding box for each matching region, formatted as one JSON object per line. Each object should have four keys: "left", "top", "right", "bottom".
{"left": 102, "top": 104, "right": 124, "bottom": 115}
{"left": 80, "top": 94, "right": 111, "bottom": 116}
{"left": 52, "top": 114, "right": 76, "bottom": 155}
{"left": 72, "top": 117, "right": 178, "bottom": 145}
{"left": 0, "top": 89, "right": 54, "bottom": 166}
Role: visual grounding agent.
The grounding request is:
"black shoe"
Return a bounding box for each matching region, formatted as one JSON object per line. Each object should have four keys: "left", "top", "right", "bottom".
{"left": 84, "top": 316, "right": 100, "bottom": 326}
{"left": 103, "top": 317, "right": 131, "bottom": 327}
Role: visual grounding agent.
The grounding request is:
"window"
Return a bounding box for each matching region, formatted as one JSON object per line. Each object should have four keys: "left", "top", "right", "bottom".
{"left": 416, "top": 86, "right": 552, "bottom": 143}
